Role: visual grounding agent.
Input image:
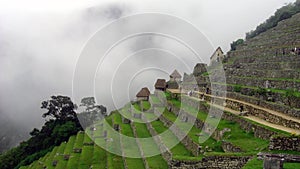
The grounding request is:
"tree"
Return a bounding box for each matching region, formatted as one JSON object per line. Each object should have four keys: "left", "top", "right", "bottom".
{"left": 230, "top": 39, "right": 244, "bottom": 51}
{"left": 77, "top": 97, "right": 107, "bottom": 129}
{"left": 41, "top": 95, "right": 77, "bottom": 122}
{"left": 0, "top": 95, "right": 83, "bottom": 169}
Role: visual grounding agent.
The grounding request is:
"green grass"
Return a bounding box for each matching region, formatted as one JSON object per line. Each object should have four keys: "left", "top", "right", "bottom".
{"left": 151, "top": 119, "right": 193, "bottom": 157}
{"left": 92, "top": 145, "right": 107, "bottom": 169}
{"left": 142, "top": 101, "right": 151, "bottom": 111}
{"left": 162, "top": 109, "right": 223, "bottom": 152}
{"left": 66, "top": 133, "right": 85, "bottom": 169}
{"left": 52, "top": 142, "right": 67, "bottom": 169}
{"left": 133, "top": 122, "right": 168, "bottom": 168}
{"left": 78, "top": 145, "right": 94, "bottom": 168}
{"left": 107, "top": 153, "right": 125, "bottom": 169}
{"left": 125, "top": 158, "right": 145, "bottom": 169}
{"left": 169, "top": 97, "right": 270, "bottom": 153}
{"left": 150, "top": 95, "right": 161, "bottom": 104}
{"left": 106, "top": 115, "right": 125, "bottom": 169}
{"left": 64, "top": 136, "right": 76, "bottom": 154}
{"left": 44, "top": 146, "right": 59, "bottom": 169}
{"left": 113, "top": 113, "right": 146, "bottom": 168}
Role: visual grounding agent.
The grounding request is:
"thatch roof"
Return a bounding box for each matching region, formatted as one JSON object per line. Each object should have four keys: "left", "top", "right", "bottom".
{"left": 136, "top": 87, "right": 150, "bottom": 97}
{"left": 155, "top": 79, "right": 167, "bottom": 88}
{"left": 170, "top": 70, "right": 182, "bottom": 78}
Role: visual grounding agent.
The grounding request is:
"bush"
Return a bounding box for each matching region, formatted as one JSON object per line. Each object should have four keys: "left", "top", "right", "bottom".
{"left": 230, "top": 39, "right": 244, "bottom": 51}
{"left": 233, "top": 85, "right": 242, "bottom": 93}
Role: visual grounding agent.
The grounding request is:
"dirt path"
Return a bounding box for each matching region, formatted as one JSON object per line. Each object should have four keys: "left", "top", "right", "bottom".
{"left": 189, "top": 91, "right": 300, "bottom": 134}
{"left": 194, "top": 91, "right": 300, "bottom": 123}
{"left": 211, "top": 103, "right": 300, "bottom": 135}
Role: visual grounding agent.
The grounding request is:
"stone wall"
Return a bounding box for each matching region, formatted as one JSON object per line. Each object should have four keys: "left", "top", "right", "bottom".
{"left": 225, "top": 99, "right": 300, "bottom": 130}
{"left": 225, "top": 86, "right": 300, "bottom": 109}
{"left": 130, "top": 123, "right": 150, "bottom": 169}
{"left": 221, "top": 141, "right": 242, "bottom": 153}
{"left": 269, "top": 136, "right": 300, "bottom": 151}
{"left": 186, "top": 91, "right": 300, "bottom": 131}
{"left": 227, "top": 92, "right": 300, "bottom": 118}
{"left": 145, "top": 122, "right": 172, "bottom": 162}
{"left": 157, "top": 112, "right": 200, "bottom": 156}
{"left": 170, "top": 156, "right": 251, "bottom": 169}
{"left": 226, "top": 76, "right": 300, "bottom": 91}
{"left": 170, "top": 96, "right": 278, "bottom": 140}
{"left": 221, "top": 111, "right": 277, "bottom": 140}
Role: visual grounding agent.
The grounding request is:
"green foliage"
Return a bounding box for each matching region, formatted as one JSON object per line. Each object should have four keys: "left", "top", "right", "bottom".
{"left": 230, "top": 39, "right": 244, "bottom": 51}
{"left": 246, "top": 0, "right": 300, "bottom": 39}
{"left": 0, "top": 95, "right": 83, "bottom": 169}
{"left": 256, "top": 87, "right": 267, "bottom": 96}
{"left": 233, "top": 85, "right": 242, "bottom": 93}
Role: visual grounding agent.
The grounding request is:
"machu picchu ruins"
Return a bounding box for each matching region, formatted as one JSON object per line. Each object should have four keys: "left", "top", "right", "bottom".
{"left": 2, "top": 1, "right": 300, "bottom": 169}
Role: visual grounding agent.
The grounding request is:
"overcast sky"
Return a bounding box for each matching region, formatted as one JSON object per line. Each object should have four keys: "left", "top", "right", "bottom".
{"left": 0, "top": 0, "right": 296, "bottom": 137}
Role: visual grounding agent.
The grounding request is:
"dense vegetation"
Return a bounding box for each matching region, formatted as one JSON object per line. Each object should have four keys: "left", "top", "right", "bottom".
{"left": 230, "top": 39, "right": 244, "bottom": 51}
{"left": 246, "top": 0, "right": 300, "bottom": 39}
{"left": 0, "top": 96, "right": 106, "bottom": 169}
{"left": 230, "top": 0, "right": 300, "bottom": 51}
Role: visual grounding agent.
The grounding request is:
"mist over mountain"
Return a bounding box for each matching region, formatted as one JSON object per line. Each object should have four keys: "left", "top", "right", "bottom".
{"left": 0, "top": 0, "right": 295, "bottom": 152}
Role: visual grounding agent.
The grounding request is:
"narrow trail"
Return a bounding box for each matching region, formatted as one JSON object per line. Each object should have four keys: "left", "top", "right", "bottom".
{"left": 194, "top": 91, "right": 300, "bottom": 123}
{"left": 183, "top": 90, "right": 300, "bottom": 135}
{"left": 211, "top": 103, "right": 300, "bottom": 135}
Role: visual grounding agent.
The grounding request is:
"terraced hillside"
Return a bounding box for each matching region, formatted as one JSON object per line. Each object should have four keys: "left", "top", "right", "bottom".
{"left": 182, "top": 13, "right": 300, "bottom": 136}
{"left": 224, "top": 13, "right": 300, "bottom": 116}
{"left": 19, "top": 90, "right": 300, "bottom": 169}
{"left": 17, "top": 10, "right": 300, "bottom": 169}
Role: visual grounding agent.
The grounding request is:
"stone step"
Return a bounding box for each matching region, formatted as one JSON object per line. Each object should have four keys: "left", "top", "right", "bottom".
{"left": 226, "top": 68, "right": 300, "bottom": 79}
{"left": 225, "top": 76, "right": 300, "bottom": 91}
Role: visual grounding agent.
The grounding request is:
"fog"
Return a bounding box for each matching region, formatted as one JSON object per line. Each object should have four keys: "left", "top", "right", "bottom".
{"left": 0, "top": 0, "right": 295, "bottom": 150}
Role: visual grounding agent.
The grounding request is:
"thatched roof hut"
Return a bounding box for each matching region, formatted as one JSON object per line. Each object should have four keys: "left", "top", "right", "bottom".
{"left": 136, "top": 87, "right": 151, "bottom": 101}
{"left": 155, "top": 79, "right": 167, "bottom": 91}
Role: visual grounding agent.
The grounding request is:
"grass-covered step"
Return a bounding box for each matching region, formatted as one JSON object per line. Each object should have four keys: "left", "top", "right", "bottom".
{"left": 43, "top": 146, "right": 59, "bottom": 169}
{"left": 133, "top": 122, "right": 168, "bottom": 169}
{"left": 49, "top": 142, "right": 67, "bottom": 168}
{"left": 65, "top": 132, "right": 85, "bottom": 169}
{"left": 54, "top": 136, "right": 76, "bottom": 169}
{"left": 77, "top": 134, "right": 95, "bottom": 169}
{"left": 169, "top": 98, "right": 270, "bottom": 153}
{"left": 90, "top": 145, "right": 107, "bottom": 169}
{"left": 106, "top": 116, "right": 125, "bottom": 169}
{"left": 161, "top": 109, "right": 223, "bottom": 153}
{"left": 226, "top": 68, "right": 300, "bottom": 79}
{"left": 187, "top": 90, "right": 300, "bottom": 132}
{"left": 237, "top": 61, "right": 300, "bottom": 72}
{"left": 226, "top": 76, "right": 300, "bottom": 91}
{"left": 150, "top": 95, "right": 161, "bottom": 105}
{"left": 113, "top": 113, "right": 146, "bottom": 169}
{"left": 151, "top": 120, "right": 193, "bottom": 157}
{"left": 106, "top": 152, "right": 125, "bottom": 169}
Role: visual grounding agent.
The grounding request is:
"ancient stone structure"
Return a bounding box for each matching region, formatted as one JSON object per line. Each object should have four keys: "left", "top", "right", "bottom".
{"left": 257, "top": 153, "right": 300, "bottom": 169}
{"left": 221, "top": 141, "right": 242, "bottom": 153}
{"left": 136, "top": 87, "right": 151, "bottom": 101}
{"left": 210, "top": 47, "right": 225, "bottom": 66}
{"left": 170, "top": 156, "right": 251, "bottom": 169}
{"left": 269, "top": 136, "right": 300, "bottom": 151}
